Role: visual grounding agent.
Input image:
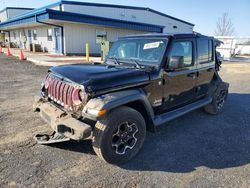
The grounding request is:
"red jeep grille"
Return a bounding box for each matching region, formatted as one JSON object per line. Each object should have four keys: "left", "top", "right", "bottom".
{"left": 45, "top": 74, "right": 75, "bottom": 109}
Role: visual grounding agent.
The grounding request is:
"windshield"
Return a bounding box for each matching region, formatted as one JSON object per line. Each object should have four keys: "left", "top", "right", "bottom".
{"left": 107, "top": 38, "right": 168, "bottom": 66}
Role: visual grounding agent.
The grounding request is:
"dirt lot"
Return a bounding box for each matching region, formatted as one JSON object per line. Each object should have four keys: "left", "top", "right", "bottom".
{"left": 0, "top": 54, "right": 250, "bottom": 188}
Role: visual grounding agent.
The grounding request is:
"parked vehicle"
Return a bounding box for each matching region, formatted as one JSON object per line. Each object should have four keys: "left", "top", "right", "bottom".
{"left": 33, "top": 33, "right": 229, "bottom": 164}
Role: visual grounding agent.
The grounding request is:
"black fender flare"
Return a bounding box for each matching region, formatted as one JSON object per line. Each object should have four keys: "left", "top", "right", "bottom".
{"left": 83, "top": 89, "right": 155, "bottom": 130}
{"left": 208, "top": 72, "right": 229, "bottom": 97}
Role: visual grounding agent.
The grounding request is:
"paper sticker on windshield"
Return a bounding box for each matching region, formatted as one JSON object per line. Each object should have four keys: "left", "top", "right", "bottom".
{"left": 143, "top": 42, "right": 160, "bottom": 50}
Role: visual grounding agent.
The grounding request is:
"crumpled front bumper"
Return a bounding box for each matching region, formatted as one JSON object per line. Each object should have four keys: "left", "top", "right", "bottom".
{"left": 33, "top": 95, "right": 92, "bottom": 140}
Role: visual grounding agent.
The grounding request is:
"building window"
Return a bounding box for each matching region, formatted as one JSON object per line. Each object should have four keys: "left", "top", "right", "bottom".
{"left": 33, "top": 30, "right": 37, "bottom": 40}
{"left": 96, "top": 30, "right": 107, "bottom": 44}
{"left": 13, "top": 32, "right": 16, "bottom": 40}
{"left": 47, "top": 29, "right": 53, "bottom": 41}
{"left": 197, "top": 39, "right": 213, "bottom": 64}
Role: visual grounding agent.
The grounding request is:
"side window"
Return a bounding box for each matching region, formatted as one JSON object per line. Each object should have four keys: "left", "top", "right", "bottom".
{"left": 169, "top": 41, "right": 193, "bottom": 69}
{"left": 33, "top": 30, "right": 37, "bottom": 40}
{"left": 47, "top": 29, "right": 53, "bottom": 41}
{"left": 197, "top": 39, "right": 213, "bottom": 64}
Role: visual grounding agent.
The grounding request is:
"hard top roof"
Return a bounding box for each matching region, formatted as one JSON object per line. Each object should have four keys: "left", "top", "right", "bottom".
{"left": 120, "top": 32, "right": 214, "bottom": 39}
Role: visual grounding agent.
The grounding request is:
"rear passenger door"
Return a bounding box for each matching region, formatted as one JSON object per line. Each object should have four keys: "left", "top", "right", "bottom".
{"left": 196, "top": 38, "right": 215, "bottom": 98}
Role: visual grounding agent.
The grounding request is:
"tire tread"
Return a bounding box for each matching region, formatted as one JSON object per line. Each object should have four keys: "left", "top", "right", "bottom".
{"left": 92, "top": 106, "right": 146, "bottom": 164}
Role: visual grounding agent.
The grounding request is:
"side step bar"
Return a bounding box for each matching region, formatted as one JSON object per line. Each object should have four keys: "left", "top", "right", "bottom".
{"left": 153, "top": 97, "right": 212, "bottom": 126}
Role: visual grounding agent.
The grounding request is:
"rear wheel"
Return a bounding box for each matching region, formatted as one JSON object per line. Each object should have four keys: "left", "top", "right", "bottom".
{"left": 204, "top": 88, "right": 228, "bottom": 115}
{"left": 92, "top": 106, "right": 146, "bottom": 165}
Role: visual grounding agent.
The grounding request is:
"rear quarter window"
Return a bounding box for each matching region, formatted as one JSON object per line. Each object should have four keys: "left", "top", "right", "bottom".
{"left": 197, "top": 39, "right": 213, "bottom": 64}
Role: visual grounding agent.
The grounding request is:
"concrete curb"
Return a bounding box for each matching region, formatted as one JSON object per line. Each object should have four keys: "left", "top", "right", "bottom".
{"left": 1, "top": 48, "right": 103, "bottom": 66}
{"left": 26, "top": 57, "right": 59, "bottom": 67}
{"left": 2, "top": 51, "right": 69, "bottom": 66}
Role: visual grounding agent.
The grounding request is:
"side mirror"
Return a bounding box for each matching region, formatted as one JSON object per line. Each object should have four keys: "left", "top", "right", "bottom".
{"left": 166, "top": 56, "right": 184, "bottom": 71}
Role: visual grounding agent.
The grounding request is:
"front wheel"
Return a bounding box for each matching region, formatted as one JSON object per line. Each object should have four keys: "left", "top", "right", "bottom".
{"left": 92, "top": 106, "right": 146, "bottom": 165}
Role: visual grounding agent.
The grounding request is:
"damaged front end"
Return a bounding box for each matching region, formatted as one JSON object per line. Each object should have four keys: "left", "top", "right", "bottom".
{"left": 33, "top": 73, "right": 93, "bottom": 144}
{"left": 42, "top": 73, "right": 88, "bottom": 113}
{"left": 33, "top": 96, "right": 92, "bottom": 140}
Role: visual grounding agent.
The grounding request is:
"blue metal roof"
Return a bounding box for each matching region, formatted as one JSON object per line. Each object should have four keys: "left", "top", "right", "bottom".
{"left": 0, "top": 0, "right": 194, "bottom": 31}
{"left": 0, "top": 8, "right": 49, "bottom": 28}
{"left": 48, "top": 10, "right": 164, "bottom": 32}
{"left": 2, "top": 1, "right": 61, "bottom": 22}
{"left": 120, "top": 32, "right": 212, "bottom": 39}
{"left": 0, "top": 9, "right": 164, "bottom": 33}
{"left": 61, "top": 0, "right": 194, "bottom": 26}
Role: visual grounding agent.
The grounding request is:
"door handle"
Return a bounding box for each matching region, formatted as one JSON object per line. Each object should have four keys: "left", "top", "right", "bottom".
{"left": 207, "top": 68, "right": 214, "bottom": 72}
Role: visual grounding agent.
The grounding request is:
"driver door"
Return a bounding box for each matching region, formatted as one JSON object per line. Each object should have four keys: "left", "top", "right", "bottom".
{"left": 162, "top": 38, "right": 197, "bottom": 112}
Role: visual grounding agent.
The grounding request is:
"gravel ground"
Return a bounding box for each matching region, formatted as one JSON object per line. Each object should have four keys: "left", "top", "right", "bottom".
{"left": 0, "top": 54, "right": 250, "bottom": 188}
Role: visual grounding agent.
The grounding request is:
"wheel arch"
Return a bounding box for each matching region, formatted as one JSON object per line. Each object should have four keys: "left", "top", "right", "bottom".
{"left": 207, "top": 72, "right": 229, "bottom": 97}
{"left": 124, "top": 100, "right": 155, "bottom": 132}
{"left": 84, "top": 89, "right": 156, "bottom": 132}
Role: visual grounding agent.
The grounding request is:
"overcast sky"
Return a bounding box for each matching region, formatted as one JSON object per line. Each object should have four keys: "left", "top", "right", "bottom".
{"left": 0, "top": 0, "right": 249, "bottom": 36}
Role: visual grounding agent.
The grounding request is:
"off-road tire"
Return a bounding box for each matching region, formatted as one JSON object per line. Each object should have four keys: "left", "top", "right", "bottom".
{"left": 204, "top": 87, "right": 228, "bottom": 115}
{"left": 92, "top": 106, "right": 146, "bottom": 165}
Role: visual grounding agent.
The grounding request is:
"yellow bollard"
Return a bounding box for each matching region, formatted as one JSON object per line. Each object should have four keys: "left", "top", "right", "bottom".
{"left": 86, "top": 43, "right": 90, "bottom": 62}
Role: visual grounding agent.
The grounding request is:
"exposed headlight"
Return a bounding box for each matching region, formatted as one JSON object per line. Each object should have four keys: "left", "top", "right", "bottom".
{"left": 79, "top": 90, "right": 88, "bottom": 103}
{"left": 72, "top": 87, "right": 88, "bottom": 106}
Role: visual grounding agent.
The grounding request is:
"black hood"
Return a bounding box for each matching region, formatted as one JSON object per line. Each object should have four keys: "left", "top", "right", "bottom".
{"left": 49, "top": 64, "right": 150, "bottom": 92}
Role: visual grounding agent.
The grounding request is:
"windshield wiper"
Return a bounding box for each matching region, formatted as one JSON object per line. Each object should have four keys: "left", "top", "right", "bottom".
{"left": 105, "top": 56, "right": 121, "bottom": 65}
{"left": 128, "top": 58, "right": 143, "bottom": 69}
{"left": 105, "top": 57, "right": 149, "bottom": 70}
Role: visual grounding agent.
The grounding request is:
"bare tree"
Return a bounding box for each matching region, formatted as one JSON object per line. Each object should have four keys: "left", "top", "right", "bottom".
{"left": 214, "top": 13, "right": 235, "bottom": 36}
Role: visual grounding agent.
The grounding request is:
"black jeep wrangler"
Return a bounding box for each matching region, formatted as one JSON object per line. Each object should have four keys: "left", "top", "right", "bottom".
{"left": 34, "top": 33, "right": 229, "bottom": 164}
